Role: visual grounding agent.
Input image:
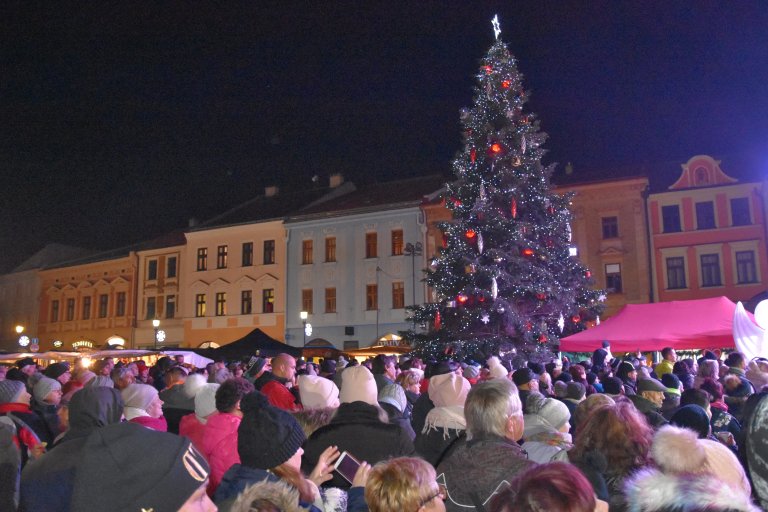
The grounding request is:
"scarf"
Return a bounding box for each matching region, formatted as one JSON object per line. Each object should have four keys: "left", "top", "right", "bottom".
{"left": 710, "top": 399, "right": 728, "bottom": 412}
{"left": 423, "top": 405, "right": 466, "bottom": 439}
{"left": 123, "top": 406, "right": 150, "bottom": 421}
{"left": 524, "top": 430, "right": 573, "bottom": 449}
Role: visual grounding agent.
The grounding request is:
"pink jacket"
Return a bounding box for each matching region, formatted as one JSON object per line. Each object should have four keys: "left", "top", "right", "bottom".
{"left": 202, "top": 412, "right": 241, "bottom": 495}
{"left": 128, "top": 415, "right": 168, "bottom": 432}
{"left": 179, "top": 413, "right": 206, "bottom": 456}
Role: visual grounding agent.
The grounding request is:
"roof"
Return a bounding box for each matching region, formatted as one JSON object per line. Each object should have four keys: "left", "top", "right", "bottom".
{"left": 192, "top": 184, "right": 346, "bottom": 230}
{"left": 288, "top": 174, "right": 447, "bottom": 221}
{"left": 12, "top": 243, "right": 95, "bottom": 272}
{"left": 560, "top": 296, "right": 745, "bottom": 352}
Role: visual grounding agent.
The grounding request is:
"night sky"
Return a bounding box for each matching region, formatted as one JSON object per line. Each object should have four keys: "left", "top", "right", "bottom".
{"left": 2, "top": 1, "right": 767, "bottom": 272}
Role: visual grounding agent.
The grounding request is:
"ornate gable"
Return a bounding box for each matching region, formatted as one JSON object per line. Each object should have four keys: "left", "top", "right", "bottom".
{"left": 669, "top": 155, "right": 738, "bottom": 190}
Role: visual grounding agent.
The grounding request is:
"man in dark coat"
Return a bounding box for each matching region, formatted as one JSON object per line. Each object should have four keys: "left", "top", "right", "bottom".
{"left": 437, "top": 379, "right": 536, "bottom": 511}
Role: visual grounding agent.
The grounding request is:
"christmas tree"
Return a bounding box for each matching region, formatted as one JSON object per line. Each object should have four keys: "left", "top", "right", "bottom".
{"left": 407, "top": 17, "right": 604, "bottom": 363}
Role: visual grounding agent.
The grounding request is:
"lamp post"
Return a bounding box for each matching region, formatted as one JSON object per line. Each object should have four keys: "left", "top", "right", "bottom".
{"left": 300, "top": 311, "right": 310, "bottom": 345}
{"left": 404, "top": 242, "right": 423, "bottom": 328}
{"left": 152, "top": 319, "right": 160, "bottom": 349}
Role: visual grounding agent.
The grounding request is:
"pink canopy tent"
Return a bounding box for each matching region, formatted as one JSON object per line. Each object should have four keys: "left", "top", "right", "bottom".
{"left": 560, "top": 296, "right": 748, "bottom": 352}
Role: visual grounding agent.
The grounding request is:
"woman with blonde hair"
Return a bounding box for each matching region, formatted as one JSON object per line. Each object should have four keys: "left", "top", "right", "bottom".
{"left": 365, "top": 457, "right": 445, "bottom": 512}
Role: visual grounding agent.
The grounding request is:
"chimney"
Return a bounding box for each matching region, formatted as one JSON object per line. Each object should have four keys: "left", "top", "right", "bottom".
{"left": 188, "top": 218, "right": 199, "bottom": 228}
{"left": 565, "top": 162, "right": 574, "bottom": 175}
{"left": 265, "top": 186, "right": 279, "bottom": 197}
{"left": 329, "top": 173, "right": 344, "bottom": 188}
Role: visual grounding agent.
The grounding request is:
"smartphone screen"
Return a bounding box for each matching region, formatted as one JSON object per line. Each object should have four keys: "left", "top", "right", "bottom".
{"left": 334, "top": 451, "right": 361, "bottom": 483}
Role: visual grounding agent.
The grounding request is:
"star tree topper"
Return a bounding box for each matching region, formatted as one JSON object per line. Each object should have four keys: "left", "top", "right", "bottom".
{"left": 492, "top": 15, "right": 501, "bottom": 40}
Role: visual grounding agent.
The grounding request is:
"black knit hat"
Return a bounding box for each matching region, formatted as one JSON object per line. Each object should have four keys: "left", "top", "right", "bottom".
{"left": 602, "top": 376, "right": 624, "bottom": 395}
{"left": 43, "top": 362, "right": 70, "bottom": 380}
{"left": 17, "top": 357, "right": 35, "bottom": 369}
{"left": 237, "top": 391, "right": 306, "bottom": 470}
{"left": 71, "top": 422, "right": 209, "bottom": 512}
{"left": 512, "top": 367, "right": 536, "bottom": 386}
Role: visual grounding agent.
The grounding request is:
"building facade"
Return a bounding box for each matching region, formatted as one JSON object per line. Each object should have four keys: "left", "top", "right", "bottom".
{"left": 649, "top": 155, "right": 768, "bottom": 303}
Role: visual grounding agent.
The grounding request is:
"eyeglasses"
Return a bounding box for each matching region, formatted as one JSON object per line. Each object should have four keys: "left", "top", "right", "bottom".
{"left": 417, "top": 488, "right": 446, "bottom": 509}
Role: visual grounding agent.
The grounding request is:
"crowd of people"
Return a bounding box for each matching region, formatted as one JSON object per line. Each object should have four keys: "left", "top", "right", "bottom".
{"left": 1, "top": 344, "right": 767, "bottom": 511}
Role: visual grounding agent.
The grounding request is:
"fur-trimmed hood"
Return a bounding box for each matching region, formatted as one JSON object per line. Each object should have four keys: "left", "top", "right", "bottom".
{"left": 624, "top": 468, "right": 760, "bottom": 512}
{"left": 228, "top": 478, "right": 307, "bottom": 512}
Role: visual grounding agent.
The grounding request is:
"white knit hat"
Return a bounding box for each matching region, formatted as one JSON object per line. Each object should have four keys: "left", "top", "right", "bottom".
{"left": 182, "top": 373, "right": 207, "bottom": 399}
{"left": 487, "top": 356, "right": 509, "bottom": 380}
{"left": 378, "top": 383, "right": 407, "bottom": 412}
{"left": 298, "top": 375, "right": 340, "bottom": 409}
{"left": 339, "top": 366, "right": 378, "bottom": 405}
{"left": 121, "top": 383, "right": 159, "bottom": 411}
{"left": 429, "top": 373, "right": 470, "bottom": 407}
{"left": 194, "top": 383, "right": 220, "bottom": 423}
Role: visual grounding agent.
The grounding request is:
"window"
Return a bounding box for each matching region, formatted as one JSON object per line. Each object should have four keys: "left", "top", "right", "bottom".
{"left": 147, "top": 259, "right": 158, "bottom": 280}
{"left": 98, "top": 294, "right": 109, "bottom": 318}
{"left": 700, "top": 254, "right": 722, "bottom": 287}
{"left": 302, "top": 289, "right": 313, "bottom": 314}
{"left": 263, "top": 240, "right": 275, "bottom": 265}
{"left": 217, "top": 245, "right": 228, "bottom": 269}
{"left": 116, "top": 292, "right": 126, "bottom": 317}
{"left": 167, "top": 256, "right": 177, "bottom": 278}
{"left": 666, "top": 257, "right": 686, "bottom": 289}
{"left": 605, "top": 263, "right": 623, "bottom": 293}
{"left": 196, "top": 248, "right": 208, "bottom": 271}
{"left": 736, "top": 251, "right": 758, "bottom": 284}
{"left": 366, "top": 233, "right": 378, "bottom": 258}
{"left": 215, "top": 292, "right": 226, "bottom": 316}
{"left": 165, "top": 295, "right": 176, "bottom": 319}
{"left": 662, "top": 205, "right": 681, "bottom": 233}
{"left": 82, "top": 296, "right": 91, "bottom": 320}
{"left": 241, "top": 290, "right": 253, "bottom": 315}
{"left": 391, "top": 229, "right": 404, "bottom": 255}
{"left": 325, "top": 237, "right": 336, "bottom": 262}
{"left": 325, "top": 288, "right": 336, "bottom": 313}
{"left": 51, "top": 300, "right": 59, "bottom": 322}
{"left": 146, "top": 297, "right": 156, "bottom": 320}
{"left": 366, "top": 284, "right": 378, "bottom": 310}
{"left": 262, "top": 289, "right": 275, "bottom": 313}
{"left": 392, "top": 282, "right": 405, "bottom": 309}
{"left": 66, "top": 298, "right": 75, "bottom": 321}
{"left": 242, "top": 242, "right": 253, "bottom": 267}
{"left": 695, "top": 202, "right": 715, "bottom": 230}
{"left": 302, "top": 240, "right": 313, "bottom": 264}
{"left": 731, "top": 197, "right": 751, "bottom": 226}
{"left": 601, "top": 216, "right": 619, "bottom": 239}
{"left": 195, "top": 294, "right": 206, "bottom": 317}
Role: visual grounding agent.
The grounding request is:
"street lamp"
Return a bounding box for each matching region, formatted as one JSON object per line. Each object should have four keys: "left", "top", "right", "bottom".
{"left": 152, "top": 319, "right": 160, "bottom": 349}
{"left": 15, "top": 325, "right": 24, "bottom": 335}
{"left": 300, "top": 311, "right": 309, "bottom": 345}
{"left": 404, "top": 242, "right": 423, "bottom": 327}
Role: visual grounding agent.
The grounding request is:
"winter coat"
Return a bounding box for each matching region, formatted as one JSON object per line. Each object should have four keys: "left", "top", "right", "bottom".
{"left": 0, "top": 403, "right": 53, "bottom": 446}
{"left": 410, "top": 392, "right": 434, "bottom": 435}
{"left": 380, "top": 401, "right": 415, "bottom": 441}
{"left": 302, "top": 401, "right": 415, "bottom": 489}
{"left": 624, "top": 468, "right": 760, "bottom": 512}
{"left": 203, "top": 412, "right": 242, "bottom": 495}
{"left": 258, "top": 372, "right": 302, "bottom": 411}
{"left": 654, "top": 359, "right": 674, "bottom": 379}
{"left": 19, "top": 387, "right": 123, "bottom": 512}
{"left": 415, "top": 405, "right": 466, "bottom": 467}
{"left": 436, "top": 434, "right": 536, "bottom": 512}
{"left": 128, "top": 414, "right": 168, "bottom": 432}
{"left": 710, "top": 402, "right": 741, "bottom": 437}
{"left": 30, "top": 400, "right": 62, "bottom": 441}
{"left": 746, "top": 392, "right": 768, "bottom": 510}
{"left": 179, "top": 413, "right": 207, "bottom": 455}
{"left": 629, "top": 395, "right": 668, "bottom": 429}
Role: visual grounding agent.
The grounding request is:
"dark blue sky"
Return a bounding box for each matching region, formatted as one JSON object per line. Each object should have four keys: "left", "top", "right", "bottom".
{"left": 2, "top": 1, "right": 767, "bottom": 271}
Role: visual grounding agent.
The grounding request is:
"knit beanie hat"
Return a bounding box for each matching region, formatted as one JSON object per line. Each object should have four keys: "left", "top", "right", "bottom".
{"left": 602, "top": 376, "right": 624, "bottom": 395}
{"left": 553, "top": 380, "right": 568, "bottom": 398}
{"left": 320, "top": 359, "right": 337, "bottom": 374}
{"left": 247, "top": 357, "right": 267, "bottom": 377}
{"left": 43, "top": 362, "right": 70, "bottom": 380}
{"left": 661, "top": 373, "right": 681, "bottom": 395}
{"left": 339, "top": 365, "right": 378, "bottom": 405}
{"left": 463, "top": 364, "right": 480, "bottom": 380}
{"left": 78, "top": 370, "right": 96, "bottom": 385}
{"left": 0, "top": 380, "right": 25, "bottom": 404}
{"left": 194, "top": 383, "right": 220, "bottom": 423}
{"left": 86, "top": 375, "right": 115, "bottom": 388}
{"left": 670, "top": 404, "right": 711, "bottom": 438}
{"left": 237, "top": 392, "right": 306, "bottom": 470}
{"left": 121, "top": 383, "right": 159, "bottom": 411}
{"left": 17, "top": 357, "right": 35, "bottom": 370}
{"left": 566, "top": 382, "right": 586, "bottom": 401}
{"left": 512, "top": 367, "right": 536, "bottom": 386}
{"left": 183, "top": 373, "right": 207, "bottom": 399}
{"left": 298, "top": 375, "right": 340, "bottom": 409}
{"left": 378, "top": 383, "right": 407, "bottom": 412}
{"left": 429, "top": 373, "right": 470, "bottom": 407}
{"left": 487, "top": 356, "right": 509, "bottom": 380}
{"left": 33, "top": 376, "right": 61, "bottom": 403}
{"left": 527, "top": 392, "right": 571, "bottom": 430}
{"left": 70, "top": 422, "right": 209, "bottom": 512}
{"left": 617, "top": 361, "right": 635, "bottom": 378}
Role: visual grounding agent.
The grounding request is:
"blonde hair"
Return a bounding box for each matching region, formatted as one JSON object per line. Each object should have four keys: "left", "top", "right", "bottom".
{"left": 365, "top": 457, "right": 437, "bottom": 512}
{"left": 396, "top": 370, "right": 422, "bottom": 388}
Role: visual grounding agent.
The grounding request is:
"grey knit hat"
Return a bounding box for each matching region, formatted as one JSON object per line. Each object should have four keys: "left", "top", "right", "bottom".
{"left": 378, "top": 383, "right": 407, "bottom": 412}
{"left": 0, "top": 380, "right": 25, "bottom": 404}
{"left": 33, "top": 376, "right": 62, "bottom": 403}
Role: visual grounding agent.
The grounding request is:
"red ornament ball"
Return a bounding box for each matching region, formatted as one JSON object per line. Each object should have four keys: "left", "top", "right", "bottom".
{"left": 482, "top": 65, "right": 493, "bottom": 74}
{"left": 457, "top": 294, "right": 469, "bottom": 304}
{"left": 536, "top": 292, "right": 546, "bottom": 300}
{"left": 538, "top": 334, "right": 547, "bottom": 343}
{"left": 522, "top": 248, "right": 534, "bottom": 257}
{"left": 470, "top": 148, "right": 477, "bottom": 163}
{"left": 490, "top": 143, "right": 503, "bottom": 154}
{"left": 465, "top": 229, "right": 477, "bottom": 239}
{"left": 572, "top": 315, "right": 581, "bottom": 323}
{"left": 585, "top": 270, "right": 592, "bottom": 278}
{"left": 501, "top": 80, "right": 511, "bottom": 88}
